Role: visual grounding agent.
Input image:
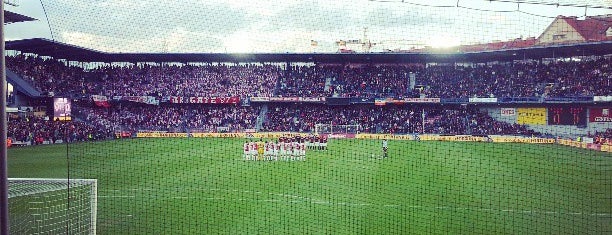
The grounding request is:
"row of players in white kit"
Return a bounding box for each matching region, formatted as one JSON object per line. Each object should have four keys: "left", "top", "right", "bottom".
{"left": 243, "top": 140, "right": 308, "bottom": 161}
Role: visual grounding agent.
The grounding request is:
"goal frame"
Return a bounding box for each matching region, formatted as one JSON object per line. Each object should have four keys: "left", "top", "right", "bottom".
{"left": 8, "top": 178, "right": 98, "bottom": 235}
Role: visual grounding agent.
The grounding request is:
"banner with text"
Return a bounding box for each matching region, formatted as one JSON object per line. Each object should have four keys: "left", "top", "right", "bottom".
{"left": 249, "top": 97, "right": 270, "bottom": 102}
{"left": 594, "top": 96, "right": 612, "bottom": 102}
{"left": 91, "top": 95, "right": 111, "bottom": 107}
{"left": 589, "top": 108, "right": 612, "bottom": 122}
{"left": 252, "top": 97, "right": 326, "bottom": 103}
{"left": 114, "top": 96, "right": 159, "bottom": 105}
{"left": 500, "top": 108, "right": 516, "bottom": 117}
{"left": 168, "top": 96, "right": 240, "bottom": 104}
{"left": 469, "top": 97, "right": 497, "bottom": 103}
{"left": 517, "top": 108, "right": 546, "bottom": 125}
{"left": 392, "top": 98, "right": 441, "bottom": 103}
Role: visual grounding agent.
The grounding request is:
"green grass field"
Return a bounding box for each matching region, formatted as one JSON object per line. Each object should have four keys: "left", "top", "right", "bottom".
{"left": 7, "top": 138, "right": 612, "bottom": 234}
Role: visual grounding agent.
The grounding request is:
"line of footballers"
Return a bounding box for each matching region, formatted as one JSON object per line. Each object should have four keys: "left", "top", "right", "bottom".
{"left": 243, "top": 136, "right": 328, "bottom": 161}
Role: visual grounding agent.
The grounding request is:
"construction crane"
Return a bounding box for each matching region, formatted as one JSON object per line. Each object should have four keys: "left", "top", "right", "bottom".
{"left": 335, "top": 27, "right": 377, "bottom": 53}
{"left": 378, "top": 39, "right": 427, "bottom": 53}
{"left": 333, "top": 27, "right": 427, "bottom": 53}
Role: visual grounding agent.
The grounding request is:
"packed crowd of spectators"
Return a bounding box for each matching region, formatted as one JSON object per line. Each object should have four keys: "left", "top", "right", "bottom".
{"left": 6, "top": 54, "right": 92, "bottom": 96}
{"left": 75, "top": 104, "right": 259, "bottom": 133}
{"left": 185, "top": 105, "right": 260, "bottom": 132}
{"left": 91, "top": 64, "right": 280, "bottom": 98}
{"left": 588, "top": 129, "right": 612, "bottom": 145}
{"left": 8, "top": 115, "right": 114, "bottom": 144}
{"left": 262, "top": 105, "right": 539, "bottom": 136}
{"left": 416, "top": 59, "right": 612, "bottom": 98}
{"left": 7, "top": 55, "right": 611, "bottom": 99}
{"left": 7, "top": 55, "right": 281, "bottom": 98}
{"left": 276, "top": 65, "right": 334, "bottom": 97}
{"left": 424, "top": 108, "right": 537, "bottom": 136}
{"left": 329, "top": 64, "right": 420, "bottom": 98}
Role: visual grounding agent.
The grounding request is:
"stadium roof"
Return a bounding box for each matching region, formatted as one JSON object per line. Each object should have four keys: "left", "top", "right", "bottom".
{"left": 4, "top": 10, "right": 37, "bottom": 24}
{"left": 7, "top": 38, "right": 612, "bottom": 63}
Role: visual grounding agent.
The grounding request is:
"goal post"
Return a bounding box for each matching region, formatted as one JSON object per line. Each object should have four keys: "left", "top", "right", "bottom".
{"left": 314, "top": 124, "right": 360, "bottom": 135}
{"left": 8, "top": 178, "right": 97, "bottom": 235}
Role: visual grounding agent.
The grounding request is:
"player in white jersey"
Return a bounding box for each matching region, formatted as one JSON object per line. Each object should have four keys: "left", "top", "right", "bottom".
{"left": 279, "top": 139, "right": 285, "bottom": 160}
{"left": 262, "top": 141, "right": 269, "bottom": 160}
{"left": 322, "top": 136, "right": 328, "bottom": 150}
{"left": 293, "top": 138, "right": 298, "bottom": 160}
{"left": 249, "top": 140, "right": 258, "bottom": 160}
{"left": 273, "top": 140, "right": 280, "bottom": 161}
{"left": 287, "top": 140, "right": 294, "bottom": 161}
{"left": 243, "top": 141, "right": 250, "bottom": 160}
{"left": 382, "top": 139, "right": 388, "bottom": 158}
{"left": 299, "top": 139, "right": 306, "bottom": 160}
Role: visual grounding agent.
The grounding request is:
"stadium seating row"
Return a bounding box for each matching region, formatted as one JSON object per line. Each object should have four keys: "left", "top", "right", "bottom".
{"left": 8, "top": 104, "right": 610, "bottom": 146}
{"left": 7, "top": 55, "right": 611, "bottom": 99}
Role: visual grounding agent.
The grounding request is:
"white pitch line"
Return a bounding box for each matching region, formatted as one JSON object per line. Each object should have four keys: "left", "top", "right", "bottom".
{"left": 97, "top": 189, "right": 611, "bottom": 217}
{"left": 95, "top": 195, "right": 612, "bottom": 216}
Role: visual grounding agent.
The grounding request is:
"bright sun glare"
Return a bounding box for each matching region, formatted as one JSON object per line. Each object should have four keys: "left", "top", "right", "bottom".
{"left": 428, "top": 35, "right": 461, "bottom": 48}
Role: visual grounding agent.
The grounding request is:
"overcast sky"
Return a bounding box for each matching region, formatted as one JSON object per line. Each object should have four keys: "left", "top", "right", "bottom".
{"left": 6, "top": 0, "right": 612, "bottom": 53}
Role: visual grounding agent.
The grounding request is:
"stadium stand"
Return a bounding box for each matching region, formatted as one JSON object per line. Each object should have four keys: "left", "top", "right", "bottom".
{"left": 6, "top": 55, "right": 281, "bottom": 98}
{"left": 262, "top": 105, "right": 539, "bottom": 136}
{"left": 8, "top": 115, "right": 113, "bottom": 144}
{"left": 74, "top": 104, "right": 260, "bottom": 133}
{"left": 6, "top": 55, "right": 611, "bottom": 100}
{"left": 4, "top": 53, "right": 610, "bottom": 144}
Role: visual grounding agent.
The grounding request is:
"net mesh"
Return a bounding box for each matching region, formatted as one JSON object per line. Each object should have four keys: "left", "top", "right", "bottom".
{"left": 4, "top": 0, "right": 609, "bottom": 53}
{"left": 8, "top": 179, "right": 97, "bottom": 235}
{"left": 4, "top": 0, "right": 612, "bottom": 234}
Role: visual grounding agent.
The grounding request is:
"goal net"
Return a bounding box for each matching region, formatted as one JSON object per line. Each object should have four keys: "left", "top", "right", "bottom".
{"left": 314, "top": 124, "right": 360, "bottom": 135}
{"left": 8, "top": 178, "right": 97, "bottom": 235}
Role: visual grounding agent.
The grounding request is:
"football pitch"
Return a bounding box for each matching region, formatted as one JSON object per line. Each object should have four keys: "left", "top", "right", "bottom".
{"left": 7, "top": 138, "right": 612, "bottom": 234}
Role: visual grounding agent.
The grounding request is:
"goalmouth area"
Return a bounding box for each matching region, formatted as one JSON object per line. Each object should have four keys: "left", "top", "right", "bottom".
{"left": 7, "top": 135, "right": 611, "bottom": 234}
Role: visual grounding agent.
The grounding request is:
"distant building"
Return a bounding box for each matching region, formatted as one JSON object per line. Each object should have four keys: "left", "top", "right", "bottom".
{"left": 537, "top": 15, "right": 612, "bottom": 45}
{"left": 459, "top": 37, "right": 537, "bottom": 52}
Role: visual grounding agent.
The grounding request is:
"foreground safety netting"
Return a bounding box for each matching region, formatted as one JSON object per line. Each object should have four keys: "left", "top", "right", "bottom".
{"left": 29, "top": 0, "right": 611, "bottom": 53}
{"left": 4, "top": 0, "right": 612, "bottom": 234}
